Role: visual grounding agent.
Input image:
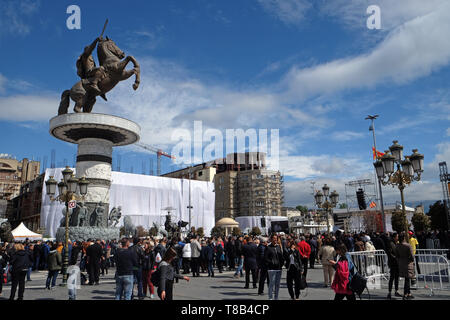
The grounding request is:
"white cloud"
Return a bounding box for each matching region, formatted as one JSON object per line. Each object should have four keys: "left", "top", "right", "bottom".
{"left": 320, "top": 0, "right": 447, "bottom": 31}
{"left": 447, "top": 128, "right": 450, "bottom": 136}
{"left": 258, "top": 0, "right": 312, "bottom": 26}
{"left": 0, "top": 74, "right": 6, "bottom": 94}
{"left": 281, "top": 1, "right": 450, "bottom": 101}
{"left": 0, "top": 0, "right": 40, "bottom": 37}
{"left": 331, "top": 131, "right": 364, "bottom": 141}
{"left": 0, "top": 95, "right": 59, "bottom": 121}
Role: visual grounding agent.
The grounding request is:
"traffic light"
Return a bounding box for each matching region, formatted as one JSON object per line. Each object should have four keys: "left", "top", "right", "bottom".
{"left": 356, "top": 188, "right": 367, "bottom": 210}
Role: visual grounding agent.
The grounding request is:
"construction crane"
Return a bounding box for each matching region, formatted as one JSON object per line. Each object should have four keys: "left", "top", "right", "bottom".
{"left": 136, "top": 143, "right": 176, "bottom": 176}
{"left": 439, "top": 162, "right": 450, "bottom": 229}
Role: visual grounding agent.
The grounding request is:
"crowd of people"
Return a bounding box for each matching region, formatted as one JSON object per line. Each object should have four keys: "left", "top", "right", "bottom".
{"left": 0, "top": 228, "right": 449, "bottom": 301}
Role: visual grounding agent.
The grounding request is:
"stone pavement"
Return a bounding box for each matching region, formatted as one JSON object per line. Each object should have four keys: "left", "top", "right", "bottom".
{"left": 1, "top": 263, "right": 449, "bottom": 300}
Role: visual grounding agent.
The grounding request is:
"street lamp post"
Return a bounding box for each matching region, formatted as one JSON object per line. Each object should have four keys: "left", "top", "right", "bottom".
{"left": 45, "top": 167, "right": 89, "bottom": 285}
{"left": 314, "top": 184, "right": 339, "bottom": 234}
{"left": 374, "top": 141, "right": 424, "bottom": 240}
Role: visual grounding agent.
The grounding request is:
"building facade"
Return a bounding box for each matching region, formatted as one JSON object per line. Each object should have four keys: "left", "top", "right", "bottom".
{"left": 9, "top": 174, "right": 45, "bottom": 232}
{"left": 0, "top": 155, "right": 40, "bottom": 201}
{"left": 214, "top": 153, "right": 283, "bottom": 221}
{"left": 162, "top": 164, "right": 216, "bottom": 182}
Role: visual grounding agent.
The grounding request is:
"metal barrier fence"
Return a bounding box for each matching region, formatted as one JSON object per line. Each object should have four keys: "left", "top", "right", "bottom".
{"left": 416, "top": 249, "right": 449, "bottom": 257}
{"left": 348, "top": 250, "right": 389, "bottom": 289}
{"left": 348, "top": 249, "right": 450, "bottom": 295}
{"left": 414, "top": 253, "right": 450, "bottom": 296}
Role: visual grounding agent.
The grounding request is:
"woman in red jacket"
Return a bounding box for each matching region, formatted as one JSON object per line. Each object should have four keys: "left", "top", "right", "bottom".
{"left": 329, "top": 244, "right": 355, "bottom": 301}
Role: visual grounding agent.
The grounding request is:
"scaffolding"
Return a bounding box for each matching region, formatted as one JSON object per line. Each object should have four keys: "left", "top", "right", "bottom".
{"left": 344, "top": 179, "right": 378, "bottom": 232}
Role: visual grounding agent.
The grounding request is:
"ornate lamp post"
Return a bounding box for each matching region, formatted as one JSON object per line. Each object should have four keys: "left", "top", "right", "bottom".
{"left": 45, "top": 167, "right": 89, "bottom": 285}
{"left": 374, "top": 141, "right": 424, "bottom": 240}
{"left": 315, "top": 184, "right": 339, "bottom": 233}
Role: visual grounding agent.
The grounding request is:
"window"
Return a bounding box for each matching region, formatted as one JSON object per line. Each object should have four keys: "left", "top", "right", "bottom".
{"left": 198, "top": 171, "right": 203, "bottom": 176}
{"left": 256, "top": 174, "right": 264, "bottom": 179}
{"left": 219, "top": 177, "right": 224, "bottom": 184}
{"left": 256, "top": 201, "right": 264, "bottom": 207}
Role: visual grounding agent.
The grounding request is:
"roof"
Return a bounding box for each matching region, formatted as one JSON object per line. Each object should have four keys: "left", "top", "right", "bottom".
{"left": 216, "top": 217, "right": 239, "bottom": 227}
{"left": 11, "top": 222, "right": 43, "bottom": 239}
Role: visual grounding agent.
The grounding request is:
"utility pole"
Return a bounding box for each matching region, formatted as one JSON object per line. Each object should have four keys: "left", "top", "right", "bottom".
{"left": 366, "top": 115, "right": 386, "bottom": 233}
{"left": 187, "top": 165, "right": 193, "bottom": 231}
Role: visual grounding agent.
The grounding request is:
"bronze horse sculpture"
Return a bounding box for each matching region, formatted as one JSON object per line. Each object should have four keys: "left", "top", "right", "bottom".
{"left": 58, "top": 37, "right": 140, "bottom": 115}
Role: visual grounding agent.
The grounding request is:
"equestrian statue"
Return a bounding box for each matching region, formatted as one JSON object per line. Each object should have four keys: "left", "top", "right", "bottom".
{"left": 58, "top": 19, "right": 140, "bottom": 115}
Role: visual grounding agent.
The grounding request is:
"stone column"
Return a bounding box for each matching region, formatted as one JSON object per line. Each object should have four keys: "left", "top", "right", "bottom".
{"left": 76, "top": 138, "right": 113, "bottom": 227}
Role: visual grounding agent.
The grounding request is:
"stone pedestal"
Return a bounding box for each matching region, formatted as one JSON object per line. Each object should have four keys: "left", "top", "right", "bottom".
{"left": 50, "top": 113, "right": 140, "bottom": 241}
{"left": 56, "top": 226, "right": 120, "bottom": 242}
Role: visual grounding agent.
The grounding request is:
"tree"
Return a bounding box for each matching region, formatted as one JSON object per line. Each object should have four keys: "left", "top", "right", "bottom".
{"left": 411, "top": 211, "right": 431, "bottom": 232}
{"left": 296, "top": 205, "right": 308, "bottom": 214}
{"left": 391, "top": 210, "right": 410, "bottom": 234}
{"left": 196, "top": 227, "right": 205, "bottom": 238}
{"left": 135, "top": 225, "right": 148, "bottom": 238}
{"left": 149, "top": 226, "right": 158, "bottom": 237}
{"left": 427, "top": 201, "right": 447, "bottom": 230}
{"left": 339, "top": 203, "right": 348, "bottom": 209}
{"left": 232, "top": 227, "right": 241, "bottom": 236}
{"left": 210, "top": 226, "right": 225, "bottom": 238}
{"left": 250, "top": 226, "right": 261, "bottom": 236}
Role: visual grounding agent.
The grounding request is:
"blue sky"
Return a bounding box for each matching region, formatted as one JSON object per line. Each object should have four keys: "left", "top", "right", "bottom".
{"left": 0, "top": 0, "right": 449, "bottom": 208}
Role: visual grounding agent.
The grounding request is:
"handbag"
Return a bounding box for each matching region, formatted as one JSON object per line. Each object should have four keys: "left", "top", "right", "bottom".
{"left": 349, "top": 272, "right": 367, "bottom": 298}
{"left": 299, "top": 273, "right": 307, "bottom": 290}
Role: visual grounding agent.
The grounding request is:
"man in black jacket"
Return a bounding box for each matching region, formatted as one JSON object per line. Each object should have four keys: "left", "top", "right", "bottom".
{"left": 130, "top": 237, "right": 145, "bottom": 299}
{"left": 242, "top": 237, "right": 258, "bottom": 289}
{"left": 9, "top": 244, "right": 32, "bottom": 300}
{"left": 225, "top": 237, "right": 236, "bottom": 270}
{"left": 86, "top": 239, "right": 103, "bottom": 285}
{"left": 114, "top": 238, "right": 138, "bottom": 300}
{"left": 264, "top": 234, "right": 284, "bottom": 300}
{"left": 257, "top": 237, "right": 269, "bottom": 295}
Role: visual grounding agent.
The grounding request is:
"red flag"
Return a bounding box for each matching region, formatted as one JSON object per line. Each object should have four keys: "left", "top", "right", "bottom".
{"left": 372, "top": 147, "right": 385, "bottom": 160}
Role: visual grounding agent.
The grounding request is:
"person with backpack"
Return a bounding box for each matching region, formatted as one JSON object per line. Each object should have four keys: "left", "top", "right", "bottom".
{"left": 45, "top": 243, "right": 62, "bottom": 290}
{"left": 155, "top": 247, "right": 190, "bottom": 300}
{"left": 329, "top": 244, "right": 356, "bottom": 301}
{"left": 9, "top": 243, "right": 33, "bottom": 300}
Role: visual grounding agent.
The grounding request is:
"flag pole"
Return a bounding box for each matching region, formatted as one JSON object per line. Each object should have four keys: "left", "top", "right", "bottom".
{"left": 367, "top": 115, "right": 386, "bottom": 233}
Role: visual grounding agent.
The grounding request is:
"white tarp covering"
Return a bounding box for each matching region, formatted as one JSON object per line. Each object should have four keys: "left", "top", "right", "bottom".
{"left": 41, "top": 169, "right": 215, "bottom": 238}
{"left": 235, "top": 216, "right": 288, "bottom": 235}
{"left": 12, "top": 222, "right": 43, "bottom": 241}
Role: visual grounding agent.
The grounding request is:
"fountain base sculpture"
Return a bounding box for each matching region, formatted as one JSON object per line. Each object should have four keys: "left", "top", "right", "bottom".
{"left": 56, "top": 226, "right": 120, "bottom": 242}
{"left": 50, "top": 113, "right": 140, "bottom": 242}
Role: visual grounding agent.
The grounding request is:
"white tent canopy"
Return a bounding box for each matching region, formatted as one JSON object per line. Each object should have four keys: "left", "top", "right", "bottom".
{"left": 12, "top": 222, "right": 43, "bottom": 241}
